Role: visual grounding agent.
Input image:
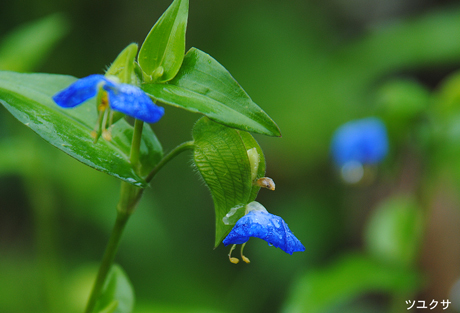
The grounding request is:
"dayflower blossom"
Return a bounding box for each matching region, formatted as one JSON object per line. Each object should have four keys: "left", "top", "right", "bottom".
{"left": 331, "top": 117, "right": 389, "bottom": 167}
{"left": 53, "top": 74, "right": 164, "bottom": 140}
{"left": 223, "top": 201, "right": 305, "bottom": 263}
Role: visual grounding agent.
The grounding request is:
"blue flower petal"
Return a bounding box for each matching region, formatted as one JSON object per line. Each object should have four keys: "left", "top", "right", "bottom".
{"left": 52, "top": 74, "right": 110, "bottom": 108}
{"left": 104, "top": 83, "right": 164, "bottom": 123}
{"left": 331, "top": 117, "right": 388, "bottom": 167}
{"left": 223, "top": 211, "right": 305, "bottom": 255}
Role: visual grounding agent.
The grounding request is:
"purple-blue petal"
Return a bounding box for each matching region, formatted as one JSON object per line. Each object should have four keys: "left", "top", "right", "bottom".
{"left": 104, "top": 83, "right": 164, "bottom": 123}
{"left": 331, "top": 117, "right": 389, "bottom": 167}
{"left": 222, "top": 211, "right": 305, "bottom": 255}
{"left": 52, "top": 74, "right": 110, "bottom": 108}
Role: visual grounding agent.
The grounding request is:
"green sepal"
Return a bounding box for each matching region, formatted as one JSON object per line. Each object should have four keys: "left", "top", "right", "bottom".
{"left": 0, "top": 71, "right": 163, "bottom": 187}
{"left": 143, "top": 48, "right": 281, "bottom": 137}
{"left": 106, "top": 43, "right": 139, "bottom": 85}
{"left": 239, "top": 131, "right": 266, "bottom": 201}
{"left": 192, "top": 117, "right": 266, "bottom": 247}
{"left": 138, "top": 0, "right": 188, "bottom": 83}
{"left": 94, "top": 264, "right": 135, "bottom": 313}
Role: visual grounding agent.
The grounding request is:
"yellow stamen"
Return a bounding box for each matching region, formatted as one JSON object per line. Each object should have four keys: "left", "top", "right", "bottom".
{"left": 228, "top": 244, "right": 239, "bottom": 264}
{"left": 98, "top": 92, "right": 109, "bottom": 111}
{"left": 102, "top": 129, "right": 112, "bottom": 141}
{"left": 241, "top": 242, "right": 250, "bottom": 263}
{"left": 256, "top": 177, "right": 276, "bottom": 191}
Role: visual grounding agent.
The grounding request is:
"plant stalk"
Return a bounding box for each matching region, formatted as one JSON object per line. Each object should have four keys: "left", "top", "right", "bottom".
{"left": 145, "top": 140, "right": 194, "bottom": 183}
{"left": 84, "top": 119, "right": 145, "bottom": 313}
{"left": 83, "top": 210, "right": 130, "bottom": 313}
{"left": 84, "top": 130, "right": 193, "bottom": 312}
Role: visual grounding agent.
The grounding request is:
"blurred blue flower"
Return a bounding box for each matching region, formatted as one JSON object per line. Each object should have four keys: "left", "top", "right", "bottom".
{"left": 223, "top": 209, "right": 305, "bottom": 255}
{"left": 331, "top": 117, "right": 389, "bottom": 167}
{"left": 53, "top": 74, "right": 164, "bottom": 123}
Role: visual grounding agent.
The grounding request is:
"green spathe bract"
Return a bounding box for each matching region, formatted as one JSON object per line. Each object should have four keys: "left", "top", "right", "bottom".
{"left": 138, "top": 0, "right": 188, "bottom": 83}
{"left": 144, "top": 48, "right": 281, "bottom": 137}
{"left": 0, "top": 71, "right": 163, "bottom": 187}
{"left": 193, "top": 117, "right": 266, "bottom": 247}
{"left": 106, "top": 43, "right": 139, "bottom": 85}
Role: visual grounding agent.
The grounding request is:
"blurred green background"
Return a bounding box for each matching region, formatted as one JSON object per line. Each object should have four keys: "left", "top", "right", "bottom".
{"left": 2, "top": 0, "right": 460, "bottom": 312}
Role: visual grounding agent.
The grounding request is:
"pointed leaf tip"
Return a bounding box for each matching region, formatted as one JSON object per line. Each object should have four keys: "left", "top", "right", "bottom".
{"left": 144, "top": 48, "right": 281, "bottom": 137}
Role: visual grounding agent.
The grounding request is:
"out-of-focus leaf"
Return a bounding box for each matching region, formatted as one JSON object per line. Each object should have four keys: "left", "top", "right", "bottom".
{"left": 0, "top": 14, "right": 69, "bottom": 72}
{"left": 134, "top": 304, "right": 225, "bottom": 313}
{"left": 220, "top": 5, "right": 460, "bottom": 175}
{"left": 138, "top": 0, "right": 188, "bottom": 82}
{"left": 0, "top": 71, "right": 162, "bottom": 187}
{"left": 432, "top": 71, "right": 460, "bottom": 201}
{"left": 143, "top": 48, "right": 280, "bottom": 137}
{"left": 193, "top": 117, "right": 265, "bottom": 247}
{"left": 282, "top": 253, "right": 422, "bottom": 313}
{"left": 376, "top": 80, "right": 429, "bottom": 119}
{"left": 94, "top": 264, "right": 134, "bottom": 313}
{"left": 435, "top": 70, "right": 460, "bottom": 118}
{"left": 364, "top": 196, "right": 423, "bottom": 267}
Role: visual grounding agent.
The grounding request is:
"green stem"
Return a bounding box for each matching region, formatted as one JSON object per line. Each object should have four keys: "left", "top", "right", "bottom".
{"left": 145, "top": 140, "right": 194, "bottom": 183}
{"left": 84, "top": 119, "right": 145, "bottom": 313}
{"left": 84, "top": 136, "right": 193, "bottom": 313}
{"left": 83, "top": 210, "right": 130, "bottom": 313}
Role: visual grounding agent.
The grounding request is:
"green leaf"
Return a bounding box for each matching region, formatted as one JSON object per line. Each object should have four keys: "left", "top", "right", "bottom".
{"left": 0, "top": 71, "right": 162, "bottom": 187}
{"left": 138, "top": 0, "right": 188, "bottom": 82}
{"left": 435, "top": 69, "right": 460, "bottom": 118}
{"left": 94, "top": 264, "right": 135, "bottom": 313}
{"left": 0, "top": 14, "right": 69, "bottom": 72}
{"left": 193, "top": 117, "right": 266, "bottom": 247}
{"left": 143, "top": 48, "right": 281, "bottom": 137}
{"left": 98, "top": 301, "right": 119, "bottom": 313}
{"left": 364, "top": 196, "right": 423, "bottom": 268}
{"left": 283, "top": 253, "right": 422, "bottom": 313}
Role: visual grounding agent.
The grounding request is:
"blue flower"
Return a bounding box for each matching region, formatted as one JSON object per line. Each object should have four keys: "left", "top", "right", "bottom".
{"left": 53, "top": 74, "right": 164, "bottom": 124}
{"left": 223, "top": 206, "right": 305, "bottom": 259}
{"left": 331, "top": 117, "right": 388, "bottom": 167}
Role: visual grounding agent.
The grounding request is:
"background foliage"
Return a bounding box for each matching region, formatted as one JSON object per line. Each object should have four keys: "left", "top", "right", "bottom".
{"left": 2, "top": 0, "right": 460, "bottom": 312}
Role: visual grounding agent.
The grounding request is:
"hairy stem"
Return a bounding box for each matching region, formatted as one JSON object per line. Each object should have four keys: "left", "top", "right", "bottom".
{"left": 145, "top": 140, "right": 194, "bottom": 183}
